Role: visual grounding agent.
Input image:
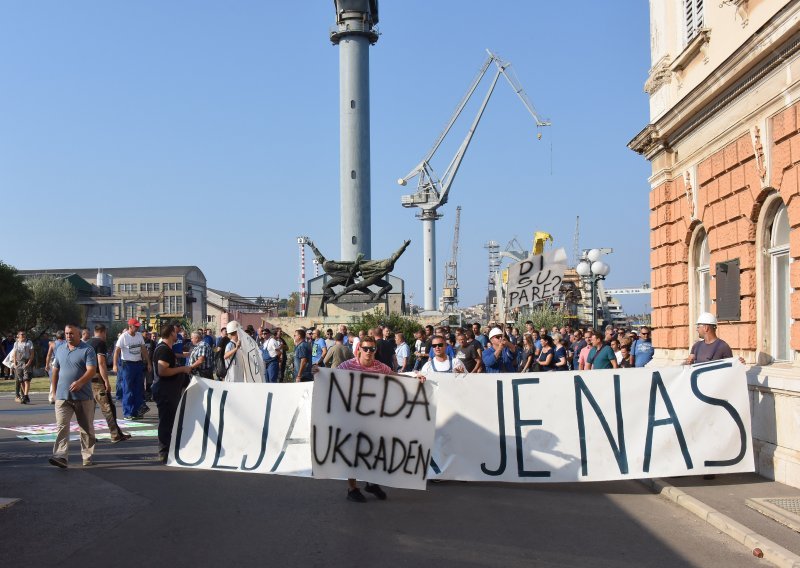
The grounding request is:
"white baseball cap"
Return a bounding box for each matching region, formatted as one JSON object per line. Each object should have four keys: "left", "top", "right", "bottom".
{"left": 226, "top": 321, "right": 241, "bottom": 334}
{"left": 488, "top": 327, "right": 504, "bottom": 339}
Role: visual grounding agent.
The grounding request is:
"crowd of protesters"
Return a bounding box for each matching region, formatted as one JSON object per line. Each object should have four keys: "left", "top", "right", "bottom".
{"left": 4, "top": 310, "right": 748, "bottom": 503}
{"left": 257, "top": 321, "right": 656, "bottom": 380}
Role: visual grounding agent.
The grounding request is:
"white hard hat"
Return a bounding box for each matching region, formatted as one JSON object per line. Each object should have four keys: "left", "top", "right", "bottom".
{"left": 226, "top": 321, "right": 241, "bottom": 334}
{"left": 488, "top": 327, "right": 504, "bottom": 339}
{"left": 696, "top": 312, "right": 717, "bottom": 326}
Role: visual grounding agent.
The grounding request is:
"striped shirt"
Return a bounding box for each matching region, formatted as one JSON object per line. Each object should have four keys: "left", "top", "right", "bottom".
{"left": 336, "top": 357, "right": 393, "bottom": 374}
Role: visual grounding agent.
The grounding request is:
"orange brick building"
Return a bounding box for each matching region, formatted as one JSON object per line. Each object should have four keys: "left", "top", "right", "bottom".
{"left": 630, "top": 1, "right": 800, "bottom": 487}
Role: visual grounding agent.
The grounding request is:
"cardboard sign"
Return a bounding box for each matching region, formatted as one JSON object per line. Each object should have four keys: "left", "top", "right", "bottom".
{"left": 505, "top": 248, "right": 568, "bottom": 309}
{"left": 310, "top": 368, "right": 437, "bottom": 490}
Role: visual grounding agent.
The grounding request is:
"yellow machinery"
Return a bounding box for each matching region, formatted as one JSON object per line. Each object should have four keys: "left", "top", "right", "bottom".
{"left": 501, "top": 231, "right": 554, "bottom": 283}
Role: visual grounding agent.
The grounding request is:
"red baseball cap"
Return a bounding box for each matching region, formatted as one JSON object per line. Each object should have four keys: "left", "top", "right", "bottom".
{"left": 127, "top": 318, "right": 141, "bottom": 327}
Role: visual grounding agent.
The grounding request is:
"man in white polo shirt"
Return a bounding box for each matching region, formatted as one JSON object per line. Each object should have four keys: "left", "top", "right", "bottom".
{"left": 113, "top": 318, "right": 152, "bottom": 420}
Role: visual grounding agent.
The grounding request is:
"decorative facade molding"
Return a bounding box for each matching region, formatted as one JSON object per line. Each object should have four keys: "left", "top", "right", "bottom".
{"left": 684, "top": 168, "right": 698, "bottom": 220}
{"left": 644, "top": 56, "right": 673, "bottom": 95}
{"left": 751, "top": 124, "right": 768, "bottom": 187}
{"left": 719, "top": 0, "right": 750, "bottom": 28}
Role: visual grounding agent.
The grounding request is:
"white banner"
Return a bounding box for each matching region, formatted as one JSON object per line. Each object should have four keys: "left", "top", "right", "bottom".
{"left": 169, "top": 360, "right": 754, "bottom": 484}
{"left": 311, "top": 368, "right": 436, "bottom": 490}
{"left": 505, "top": 248, "right": 567, "bottom": 309}
{"left": 168, "top": 378, "right": 313, "bottom": 475}
{"left": 432, "top": 359, "right": 753, "bottom": 481}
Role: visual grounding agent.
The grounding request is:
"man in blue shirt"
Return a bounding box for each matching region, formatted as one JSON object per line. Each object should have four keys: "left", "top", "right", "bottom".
{"left": 49, "top": 324, "right": 98, "bottom": 468}
{"left": 631, "top": 326, "right": 654, "bottom": 367}
{"left": 587, "top": 334, "right": 618, "bottom": 370}
{"left": 482, "top": 328, "right": 517, "bottom": 373}
{"left": 472, "top": 323, "right": 489, "bottom": 349}
{"left": 311, "top": 329, "right": 328, "bottom": 366}
{"left": 294, "top": 329, "right": 314, "bottom": 382}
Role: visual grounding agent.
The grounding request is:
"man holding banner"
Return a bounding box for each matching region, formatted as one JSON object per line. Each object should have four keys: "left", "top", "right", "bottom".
{"left": 152, "top": 323, "right": 192, "bottom": 463}
{"left": 334, "top": 334, "right": 429, "bottom": 502}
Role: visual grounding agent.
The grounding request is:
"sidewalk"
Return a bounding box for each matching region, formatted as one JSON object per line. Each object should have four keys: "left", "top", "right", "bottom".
{"left": 643, "top": 473, "right": 800, "bottom": 567}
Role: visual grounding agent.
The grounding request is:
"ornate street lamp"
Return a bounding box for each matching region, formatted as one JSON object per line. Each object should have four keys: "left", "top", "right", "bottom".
{"left": 576, "top": 249, "right": 611, "bottom": 330}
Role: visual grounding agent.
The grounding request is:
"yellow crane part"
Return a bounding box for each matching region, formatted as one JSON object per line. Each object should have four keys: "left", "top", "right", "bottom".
{"left": 501, "top": 231, "right": 554, "bottom": 283}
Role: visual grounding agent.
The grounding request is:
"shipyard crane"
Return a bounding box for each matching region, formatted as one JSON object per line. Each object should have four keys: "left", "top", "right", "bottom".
{"left": 441, "top": 206, "right": 462, "bottom": 312}
{"left": 398, "top": 49, "right": 550, "bottom": 312}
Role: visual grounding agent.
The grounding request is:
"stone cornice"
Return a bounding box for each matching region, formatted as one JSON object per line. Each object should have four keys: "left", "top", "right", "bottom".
{"left": 670, "top": 28, "right": 711, "bottom": 73}
{"left": 628, "top": 124, "right": 670, "bottom": 158}
{"left": 629, "top": 0, "right": 800, "bottom": 157}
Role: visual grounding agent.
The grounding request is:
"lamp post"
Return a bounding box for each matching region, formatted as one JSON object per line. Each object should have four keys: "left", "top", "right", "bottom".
{"left": 576, "top": 249, "right": 611, "bottom": 330}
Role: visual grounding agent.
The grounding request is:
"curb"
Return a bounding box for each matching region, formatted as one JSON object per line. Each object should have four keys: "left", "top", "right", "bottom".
{"left": 641, "top": 478, "right": 800, "bottom": 568}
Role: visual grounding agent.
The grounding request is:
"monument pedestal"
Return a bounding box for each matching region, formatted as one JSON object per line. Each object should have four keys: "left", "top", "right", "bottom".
{"left": 306, "top": 273, "right": 405, "bottom": 317}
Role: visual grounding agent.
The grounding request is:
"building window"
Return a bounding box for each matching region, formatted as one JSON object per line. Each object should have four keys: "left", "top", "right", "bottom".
{"left": 689, "top": 225, "right": 712, "bottom": 346}
{"left": 767, "top": 203, "right": 791, "bottom": 361}
{"left": 685, "top": 0, "right": 704, "bottom": 42}
{"left": 176, "top": 282, "right": 183, "bottom": 291}
{"left": 694, "top": 228, "right": 711, "bottom": 315}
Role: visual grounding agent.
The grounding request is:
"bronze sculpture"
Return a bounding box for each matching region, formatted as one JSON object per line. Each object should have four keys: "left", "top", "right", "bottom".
{"left": 306, "top": 240, "right": 410, "bottom": 307}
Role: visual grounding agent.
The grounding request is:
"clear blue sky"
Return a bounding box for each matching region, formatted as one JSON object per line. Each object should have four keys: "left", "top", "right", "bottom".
{"left": 0, "top": 1, "right": 652, "bottom": 314}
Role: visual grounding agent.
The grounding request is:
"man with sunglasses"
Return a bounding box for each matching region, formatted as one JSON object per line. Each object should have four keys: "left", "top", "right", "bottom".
{"left": 336, "top": 334, "right": 426, "bottom": 503}
{"left": 631, "top": 326, "right": 654, "bottom": 367}
{"left": 421, "top": 335, "right": 466, "bottom": 374}
{"left": 482, "top": 328, "right": 518, "bottom": 373}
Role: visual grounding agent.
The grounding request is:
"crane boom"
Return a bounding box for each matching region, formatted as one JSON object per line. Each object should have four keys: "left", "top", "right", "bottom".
{"left": 488, "top": 50, "right": 550, "bottom": 127}
{"left": 398, "top": 49, "right": 550, "bottom": 312}
{"left": 398, "top": 56, "right": 494, "bottom": 184}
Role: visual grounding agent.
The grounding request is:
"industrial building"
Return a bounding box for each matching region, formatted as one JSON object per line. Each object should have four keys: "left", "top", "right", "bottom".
{"left": 18, "top": 266, "right": 207, "bottom": 328}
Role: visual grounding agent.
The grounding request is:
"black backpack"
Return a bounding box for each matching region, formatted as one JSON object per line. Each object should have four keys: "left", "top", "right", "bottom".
{"left": 215, "top": 351, "right": 232, "bottom": 379}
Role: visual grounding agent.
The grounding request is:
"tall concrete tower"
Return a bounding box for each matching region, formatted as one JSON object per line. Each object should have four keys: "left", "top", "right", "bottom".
{"left": 331, "top": 0, "right": 379, "bottom": 261}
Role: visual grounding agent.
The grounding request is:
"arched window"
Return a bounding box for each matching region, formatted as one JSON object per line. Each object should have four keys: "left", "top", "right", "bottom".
{"left": 688, "top": 225, "right": 711, "bottom": 346}
{"left": 695, "top": 228, "right": 711, "bottom": 315}
{"left": 767, "top": 203, "right": 791, "bottom": 361}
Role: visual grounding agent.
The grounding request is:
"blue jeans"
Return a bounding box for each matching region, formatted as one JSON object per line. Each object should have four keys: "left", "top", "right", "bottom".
{"left": 264, "top": 358, "right": 280, "bottom": 383}
{"left": 119, "top": 361, "right": 145, "bottom": 417}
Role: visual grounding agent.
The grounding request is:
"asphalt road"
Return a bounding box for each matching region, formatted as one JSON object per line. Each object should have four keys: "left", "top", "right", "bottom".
{"left": 0, "top": 391, "right": 764, "bottom": 568}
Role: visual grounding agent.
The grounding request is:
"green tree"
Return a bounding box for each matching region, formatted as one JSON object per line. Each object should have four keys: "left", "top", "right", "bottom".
{"left": 287, "top": 292, "right": 299, "bottom": 315}
{"left": 514, "top": 303, "right": 569, "bottom": 333}
{"left": 0, "top": 261, "right": 30, "bottom": 333}
{"left": 18, "top": 276, "right": 81, "bottom": 336}
{"left": 348, "top": 309, "right": 422, "bottom": 343}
